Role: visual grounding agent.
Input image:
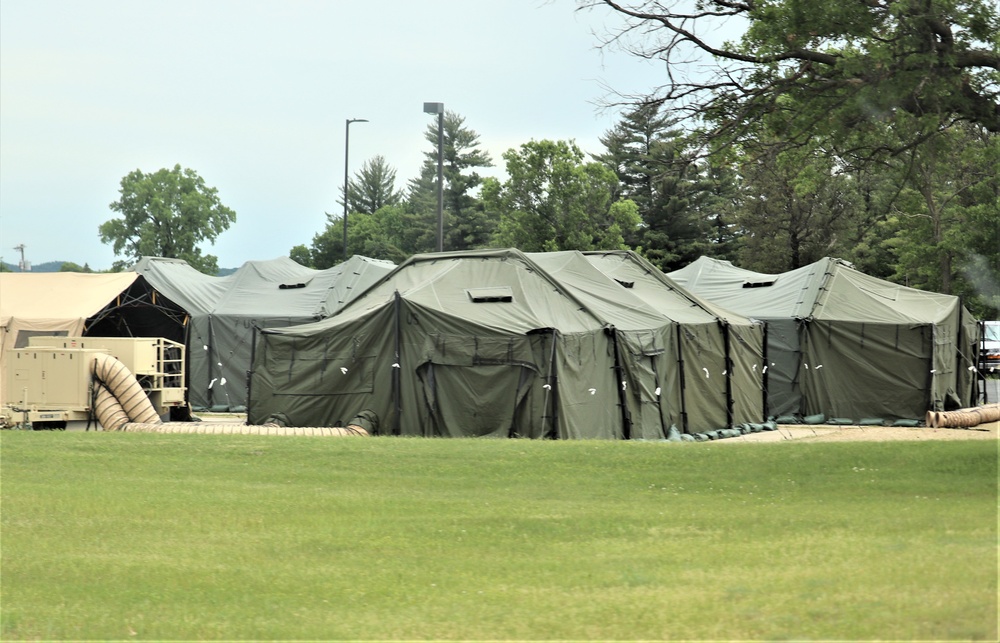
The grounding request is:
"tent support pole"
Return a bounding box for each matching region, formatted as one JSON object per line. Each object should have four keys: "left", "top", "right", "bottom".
{"left": 924, "top": 324, "right": 936, "bottom": 411}
{"left": 392, "top": 291, "right": 402, "bottom": 436}
{"left": 649, "top": 354, "right": 667, "bottom": 440}
{"left": 761, "top": 321, "right": 769, "bottom": 420}
{"left": 247, "top": 324, "right": 257, "bottom": 420}
{"left": 608, "top": 327, "right": 632, "bottom": 440}
{"left": 722, "top": 322, "right": 734, "bottom": 428}
{"left": 541, "top": 330, "right": 559, "bottom": 439}
{"left": 675, "top": 324, "right": 689, "bottom": 434}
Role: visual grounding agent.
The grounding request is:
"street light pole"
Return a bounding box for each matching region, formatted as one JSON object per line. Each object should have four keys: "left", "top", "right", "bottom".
{"left": 423, "top": 102, "right": 444, "bottom": 252}
{"left": 343, "top": 117, "right": 368, "bottom": 260}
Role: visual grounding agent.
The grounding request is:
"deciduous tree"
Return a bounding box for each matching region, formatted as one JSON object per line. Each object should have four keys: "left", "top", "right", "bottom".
{"left": 591, "top": 0, "right": 1000, "bottom": 159}
{"left": 99, "top": 164, "right": 235, "bottom": 274}
{"left": 485, "top": 139, "right": 640, "bottom": 251}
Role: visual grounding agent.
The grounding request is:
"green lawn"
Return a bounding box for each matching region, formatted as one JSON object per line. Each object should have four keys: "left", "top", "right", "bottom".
{"left": 1, "top": 432, "right": 996, "bottom": 640}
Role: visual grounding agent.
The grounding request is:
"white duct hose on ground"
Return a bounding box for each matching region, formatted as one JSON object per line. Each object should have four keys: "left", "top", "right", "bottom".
{"left": 925, "top": 404, "right": 1000, "bottom": 429}
{"left": 90, "top": 353, "right": 367, "bottom": 436}
{"left": 120, "top": 423, "right": 368, "bottom": 436}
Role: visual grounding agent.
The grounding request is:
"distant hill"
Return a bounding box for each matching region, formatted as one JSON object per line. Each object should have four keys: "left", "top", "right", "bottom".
{"left": 1, "top": 260, "right": 64, "bottom": 273}
{"left": 1, "top": 260, "right": 237, "bottom": 276}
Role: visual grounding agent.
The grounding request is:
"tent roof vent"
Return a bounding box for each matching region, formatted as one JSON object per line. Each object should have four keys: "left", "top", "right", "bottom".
{"left": 742, "top": 280, "right": 775, "bottom": 288}
{"left": 279, "top": 282, "right": 307, "bottom": 290}
{"left": 466, "top": 286, "right": 513, "bottom": 303}
{"left": 615, "top": 279, "right": 635, "bottom": 289}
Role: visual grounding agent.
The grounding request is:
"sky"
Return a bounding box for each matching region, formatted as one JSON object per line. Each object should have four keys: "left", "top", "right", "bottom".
{"left": 0, "top": 0, "right": 675, "bottom": 271}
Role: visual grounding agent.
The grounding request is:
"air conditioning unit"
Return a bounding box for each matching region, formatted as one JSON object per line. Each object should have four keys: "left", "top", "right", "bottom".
{"left": 2, "top": 337, "right": 186, "bottom": 429}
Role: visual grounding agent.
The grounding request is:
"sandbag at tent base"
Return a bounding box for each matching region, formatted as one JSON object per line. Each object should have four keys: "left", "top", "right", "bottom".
{"left": 667, "top": 421, "right": 778, "bottom": 442}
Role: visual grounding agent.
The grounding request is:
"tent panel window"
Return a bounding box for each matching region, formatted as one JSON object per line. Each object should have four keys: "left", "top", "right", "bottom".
{"left": 466, "top": 287, "right": 513, "bottom": 303}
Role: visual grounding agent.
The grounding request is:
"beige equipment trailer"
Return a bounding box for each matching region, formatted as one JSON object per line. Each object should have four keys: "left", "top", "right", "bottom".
{"left": 2, "top": 337, "right": 185, "bottom": 430}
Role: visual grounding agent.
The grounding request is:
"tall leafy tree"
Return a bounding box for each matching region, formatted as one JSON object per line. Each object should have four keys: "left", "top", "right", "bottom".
{"left": 735, "top": 142, "right": 858, "bottom": 272}
{"left": 596, "top": 104, "right": 740, "bottom": 269}
{"left": 99, "top": 164, "right": 236, "bottom": 274}
{"left": 880, "top": 123, "right": 999, "bottom": 314}
{"left": 299, "top": 204, "right": 429, "bottom": 269}
{"left": 484, "top": 139, "right": 640, "bottom": 251}
{"left": 409, "top": 111, "right": 494, "bottom": 250}
{"left": 595, "top": 103, "right": 717, "bottom": 271}
{"left": 592, "top": 0, "right": 1000, "bottom": 158}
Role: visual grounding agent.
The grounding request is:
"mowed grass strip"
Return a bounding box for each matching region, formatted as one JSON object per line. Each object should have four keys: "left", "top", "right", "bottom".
{"left": 1, "top": 432, "right": 996, "bottom": 641}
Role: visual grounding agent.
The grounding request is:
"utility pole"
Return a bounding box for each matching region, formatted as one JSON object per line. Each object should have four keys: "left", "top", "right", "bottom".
{"left": 13, "top": 244, "right": 29, "bottom": 271}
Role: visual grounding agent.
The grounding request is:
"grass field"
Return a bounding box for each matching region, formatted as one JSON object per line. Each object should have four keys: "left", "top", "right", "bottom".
{"left": 1, "top": 432, "right": 996, "bottom": 641}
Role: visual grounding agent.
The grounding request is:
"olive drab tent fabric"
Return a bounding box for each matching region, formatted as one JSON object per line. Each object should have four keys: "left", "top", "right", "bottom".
{"left": 247, "top": 249, "right": 766, "bottom": 439}
{"left": 135, "top": 255, "right": 395, "bottom": 411}
{"left": 668, "top": 256, "right": 981, "bottom": 423}
{"left": 0, "top": 272, "right": 187, "bottom": 407}
{"left": 582, "top": 250, "right": 767, "bottom": 428}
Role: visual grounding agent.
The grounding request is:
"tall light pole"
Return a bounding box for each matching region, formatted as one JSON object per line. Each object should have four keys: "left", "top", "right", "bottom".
{"left": 423, "top": 102, "right": 444, "bottom": 252}
{"left": 343, "top": 118, "right": 368, "bottom": 260}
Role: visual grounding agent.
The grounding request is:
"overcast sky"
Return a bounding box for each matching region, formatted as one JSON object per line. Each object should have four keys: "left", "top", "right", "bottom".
{"left": 1, "top": 0, "right": 675, "bottom": 270}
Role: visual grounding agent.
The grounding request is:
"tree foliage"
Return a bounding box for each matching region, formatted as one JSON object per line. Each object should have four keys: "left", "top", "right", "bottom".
{"left": 595, "top": 103, "right": 738, "bottom": 270}
{"left": 879, "top": 122, "right": 999, "bottom": 316}
{"left": 734, "top": 143, "right": 858, "bottom": 272}
{"left": 592, "top": 0, "right": 999, "bottom": 158}
{"left": 485, "top": 140, "right": 641, "bottom": 251}
{"left": 346, "top": 155, "right": 404, "bottom": 215}
{"left": 99, "top": 164, "right": 236, "bottom": 274}
{"left": 409, "top": 111, "right": 495, "bottom": 251}
{"left": 59, "top": 261, "right": 94, "bottom": 273}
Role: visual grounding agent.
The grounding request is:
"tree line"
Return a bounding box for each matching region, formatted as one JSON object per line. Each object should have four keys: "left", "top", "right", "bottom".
{"left": 97, "top": 0, "right": 999, "bottom": 318}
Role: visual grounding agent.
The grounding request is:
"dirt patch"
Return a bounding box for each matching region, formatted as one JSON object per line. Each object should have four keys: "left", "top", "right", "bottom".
{"left": 717, "top": 421, "right": 999, "bottom": 444}
{"left": 197, "top": 413, "right": 998, "bottom": 443}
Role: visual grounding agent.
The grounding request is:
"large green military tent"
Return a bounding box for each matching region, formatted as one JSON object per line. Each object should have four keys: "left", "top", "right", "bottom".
{"left": 247, "top": 249, "right": 766, "bottom": 439}
{"left": 135, "top": 255, "right": 395, "bottom": 411}
{"left": 668, "top": 256, "right": 980, "bottom": 423}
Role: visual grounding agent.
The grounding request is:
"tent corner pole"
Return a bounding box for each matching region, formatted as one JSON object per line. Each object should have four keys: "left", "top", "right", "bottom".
{"left": 393, "top": 290, "right": 402, "bottom": 436}
{"left": 608, "top": 327, "right": 632, "bottom": 440}
{"left": 246, "top": 324, "right": 258, "bottom": 421}
{"left": 675, "top": 324, "right": 689, "bottom": 434}
{"left": 722, "top": 321, "right": 734, "bottom": 428}
{"left": 761, "top": 321, "right": 769, "bottom": 421}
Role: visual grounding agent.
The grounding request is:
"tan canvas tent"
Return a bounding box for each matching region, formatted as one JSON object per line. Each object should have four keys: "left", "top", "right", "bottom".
{"left": 0, "top": 272, "right": 187, "bottom": 406}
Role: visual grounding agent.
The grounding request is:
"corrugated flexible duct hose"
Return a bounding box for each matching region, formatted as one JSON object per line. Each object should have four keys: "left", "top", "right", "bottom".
{"left": 91, "top": 353, "right": 367, "bottom": 436}
{"left": 92, "top": 353, "right": 160, "bottom": 427}
{"left": 925, "top": 403, "right": 1000, "bottom": 428}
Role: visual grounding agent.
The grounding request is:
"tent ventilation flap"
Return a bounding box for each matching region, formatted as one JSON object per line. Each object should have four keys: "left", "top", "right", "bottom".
{"left": 467, "top": 287, "right": 513, "bottom": 303}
